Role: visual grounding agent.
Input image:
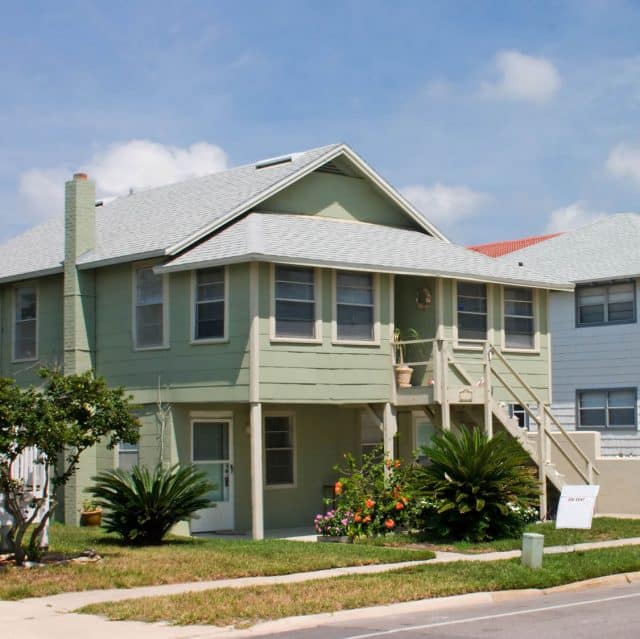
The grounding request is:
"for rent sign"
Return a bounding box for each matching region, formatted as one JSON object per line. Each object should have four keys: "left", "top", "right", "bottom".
{"left": 555, "top": 485, "right": 600, "bottom": 529}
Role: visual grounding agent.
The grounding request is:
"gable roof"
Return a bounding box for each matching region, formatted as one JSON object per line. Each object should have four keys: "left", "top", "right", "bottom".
{"left": 158, "top": 212, "right": 573, "bottom": 290}
{"left": 469, "top": 233, "right": 562, "bottom": 258}
{"left": 0, "top": 143, "right": 447, "bottom": 284}
{"left": 500, "top": 213, "right": 640, "bottom": 283}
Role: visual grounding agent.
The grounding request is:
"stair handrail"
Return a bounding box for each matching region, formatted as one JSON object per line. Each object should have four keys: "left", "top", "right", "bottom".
{"left": 488, "top": 344, "right": 599, "bottom": 482}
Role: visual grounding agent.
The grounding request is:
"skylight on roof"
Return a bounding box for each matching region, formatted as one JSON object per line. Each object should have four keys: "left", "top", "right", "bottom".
{"left": 255, "top": 155, "right": 293, "bottom": 169}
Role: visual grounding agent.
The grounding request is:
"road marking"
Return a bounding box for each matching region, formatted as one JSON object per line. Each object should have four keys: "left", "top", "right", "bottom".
{"left": 341, "top": 590, "right": 640, "bottom": 639}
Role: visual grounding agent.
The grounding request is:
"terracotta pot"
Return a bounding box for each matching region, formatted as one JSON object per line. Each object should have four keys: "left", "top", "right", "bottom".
{"left": 80, "top": 510, "right": 102, "bottom": 527}
{"left": 394, "top": 365, "right": 414, "bottom": 388}
{"left": 317, "top": 535, "right": 353, "bottom": 544}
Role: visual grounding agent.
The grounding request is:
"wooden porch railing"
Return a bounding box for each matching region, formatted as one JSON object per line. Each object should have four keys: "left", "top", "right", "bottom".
{"left": 392, "top": 337, "right": 599, "bottom": 508}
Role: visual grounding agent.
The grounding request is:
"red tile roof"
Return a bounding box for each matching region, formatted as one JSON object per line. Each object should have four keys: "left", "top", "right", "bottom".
{"left": 468, "top": 233, "right": 563, "bottom": 258}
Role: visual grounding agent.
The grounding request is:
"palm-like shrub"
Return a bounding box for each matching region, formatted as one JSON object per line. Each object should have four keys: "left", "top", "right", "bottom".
{"left": 417, "top": 426, "right": 539, "bottom": 542}
{"left": 87, "top": 464, "right": 214, "bottom": 545}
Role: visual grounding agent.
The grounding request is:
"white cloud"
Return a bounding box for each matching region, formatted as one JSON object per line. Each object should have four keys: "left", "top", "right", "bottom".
{"left": 18, "top": 140, "right": 228, "bottom": 223}
{"left": 606, "top": 143, "right": 640, "bottom": 184}
{"left": 545, "top": 201, "right": 608, "bottom": 233}
{"left": 482, "top": 50, "right": 561, "bottom": 103}
{"left": 401, "top": 183, "right": 487, "bottom": 228}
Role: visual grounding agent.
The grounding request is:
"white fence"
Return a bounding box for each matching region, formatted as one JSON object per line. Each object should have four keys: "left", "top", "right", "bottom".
{"left": 0, "top": 447, "right": 50, "bottom": 552}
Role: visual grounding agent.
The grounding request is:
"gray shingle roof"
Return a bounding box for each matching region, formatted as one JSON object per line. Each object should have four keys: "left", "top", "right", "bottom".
{"left": 0, "top": 144, "right": 341, "bottom": 282}
{"left": 0, "top": 217, "right": 64, "bottom": 282}
{"left": 502, "top": 213, "right": 640, "bottom": 283}
{"left": 0, "top": 142, "right": 448, "bottom": 283}
{"left": 159, "top": 213, "right": 573, "bottom": 290}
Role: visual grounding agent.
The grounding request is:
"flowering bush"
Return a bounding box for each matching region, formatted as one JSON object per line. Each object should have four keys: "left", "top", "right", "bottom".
{"left": 327, "top": 446, "right": 418, "bottom": 537}
{"left": 314, "top": 509, "right": 353, "bottom": 536}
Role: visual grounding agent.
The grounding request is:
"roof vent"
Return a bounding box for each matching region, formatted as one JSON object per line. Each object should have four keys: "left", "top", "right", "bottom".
{"left": 255, "top": 155, "right": 293, "bottom": 169}
{"left": 317, "top": 161, "right": 348, "bottom": 176}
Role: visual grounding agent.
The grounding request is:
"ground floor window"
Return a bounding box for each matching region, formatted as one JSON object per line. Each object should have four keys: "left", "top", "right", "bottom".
{"left": 118, "top": 442, "right": 139, "bottom": 471}
{"left": 508, "top": 403, "right": 537, "bottom": 430}
{"left": 577, "top": 388, "right": 637, "bottom": 430}
{"left": 413, "top": 413, "right": 436, "bottom": 462}
{"left": 264, "top": 415, "right": 295, "bottom": 486}
{"left": 361, "top": 410, "right": 383, "bottom": 459}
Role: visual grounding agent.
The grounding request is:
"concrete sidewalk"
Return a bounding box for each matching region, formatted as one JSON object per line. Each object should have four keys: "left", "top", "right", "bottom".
{"left": 4, "top": 536, "right": 640, "bottom": 639}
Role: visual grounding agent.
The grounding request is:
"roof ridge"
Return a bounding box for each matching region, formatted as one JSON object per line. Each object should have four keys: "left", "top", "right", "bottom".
{"left": 101, "top": 143, "right": 343, "bottom": 208}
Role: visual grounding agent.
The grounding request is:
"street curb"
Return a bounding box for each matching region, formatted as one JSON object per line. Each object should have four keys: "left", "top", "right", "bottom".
{"left": 208, "top": 570, "right": 640, "bottom": 638}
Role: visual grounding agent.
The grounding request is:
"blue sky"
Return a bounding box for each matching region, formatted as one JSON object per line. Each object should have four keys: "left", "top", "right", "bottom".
{"left": 2, "top": 1, "right": 640, "bottom": 244}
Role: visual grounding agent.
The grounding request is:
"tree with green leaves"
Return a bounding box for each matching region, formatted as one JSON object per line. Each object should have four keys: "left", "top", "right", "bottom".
{"left": 0, "top": 368, "right": 139, "bottom": 565}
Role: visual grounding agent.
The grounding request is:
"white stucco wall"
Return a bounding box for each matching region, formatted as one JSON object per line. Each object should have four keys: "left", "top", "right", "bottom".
{"left": 549, "top": 281, "right": 640, "bottom": 456}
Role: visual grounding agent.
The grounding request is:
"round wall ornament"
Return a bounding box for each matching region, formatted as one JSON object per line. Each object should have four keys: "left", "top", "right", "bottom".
{"left": 416, "top": 287, "right": 432, "bottom": 310}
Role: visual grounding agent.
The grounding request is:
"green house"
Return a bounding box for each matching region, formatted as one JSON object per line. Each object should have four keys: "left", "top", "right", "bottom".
{"left": 0, "top": 143, "right": 588, "bottom": 536}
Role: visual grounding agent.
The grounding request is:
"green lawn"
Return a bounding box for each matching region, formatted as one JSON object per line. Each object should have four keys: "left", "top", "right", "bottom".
{"left": 0, "top": 523, "right": 434, "bottom": 601}
{"left": 358, "top": 517, "right": 640, "bottom": 553}
{"left": 81, "top": 545, "right": 640, "bottom": 627}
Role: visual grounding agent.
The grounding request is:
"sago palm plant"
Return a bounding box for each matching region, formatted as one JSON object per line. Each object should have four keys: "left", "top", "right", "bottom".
{"left": 418, "top": 426, "right": 539, "bottom": 541}
{"left": 87, "top": 464, "right": 214, "bottom": 545}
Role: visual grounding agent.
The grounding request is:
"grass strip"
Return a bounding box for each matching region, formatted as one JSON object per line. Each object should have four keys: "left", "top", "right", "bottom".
{"left": 0, "top": 523, "right": 434, "bottom": 601}
{"left": 80, "top": 545, "right": 640, "bottom": 627}
{"left": 359, "top": 517, "right": 640, "bottom": 553}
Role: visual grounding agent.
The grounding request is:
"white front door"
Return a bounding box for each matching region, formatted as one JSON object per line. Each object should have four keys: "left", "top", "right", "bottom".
{"left": 191, "top": 419, "right": 234, "bottom": 532}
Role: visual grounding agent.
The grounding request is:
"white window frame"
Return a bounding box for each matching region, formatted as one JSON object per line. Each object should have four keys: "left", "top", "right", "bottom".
{"left": 269, "top": 264, "right": 322, "bottom": 344}
{"left": 132, "top": 261, "right": 169, "bottom": 351}
{"left": 453, "top": 280, "right": 493, "bottom": 350}
{"left": 12, "top": 283, "right": 38, "bottom": 363}
{"left": 191, "top": 266, "right": 229, "bottom": 344}
{"left": 501, "top": 286, "right": 540, "bottom": 353}
{"left": 263, "top": 411, "right": 296, "bottom": 490}
{"left": 332, "top": 270, "right": 380, "bottom": 346}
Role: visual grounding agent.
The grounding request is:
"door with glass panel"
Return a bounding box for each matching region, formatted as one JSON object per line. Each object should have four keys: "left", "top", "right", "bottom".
{"left": 191, "top": 419, "right": 234, "bottom": 532}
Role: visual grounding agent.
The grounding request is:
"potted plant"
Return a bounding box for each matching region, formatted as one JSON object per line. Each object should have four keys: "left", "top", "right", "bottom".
{"left": 393, "top": 328, "right": 416, "bottom": 388}
{"left": 80, "top": 499, "right": 102, "bottom": 527}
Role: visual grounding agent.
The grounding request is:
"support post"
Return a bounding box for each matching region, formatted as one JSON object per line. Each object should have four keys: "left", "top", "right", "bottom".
{"left": 441, "top": 340, "right": 451, "bottom": 432}
{"left": 250, "top": 402, "right": 264, "bottom": 541}
{"left": 382, "top": 403, "right": 397, "bottom": 464}
{"left": 249, "top": 262, "right": 263, "bottom": 540}
{"left": 483, "top": 343, "right": 493, "bottom": 438}
{"left": 537, "top": 404, "right": 547, "bottom": 520}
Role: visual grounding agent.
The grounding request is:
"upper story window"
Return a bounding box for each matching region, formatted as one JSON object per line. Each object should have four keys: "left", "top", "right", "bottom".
{"left": 457, "top": 282, "right": 487, "bottom": 342}
{"left": 14, "top": 285, "right": 37, "bottom": 361}
{"left": 274, "top": 265, "right": 316, "bottom": 339}
{"left": 194, "top": 267, "right": 225, "bottom": 341}
{"left": 336, "top": 271, "right": 375, "bottom": 342}
{"left": 576, "top": 282, "right": 635, "bottom": 327}
{"left": 504, "top": 286, "right": 535, "bottom": 349}
{"left": 134, "top": 265, "right": 165, "bottom": 349}
{"left": 578, "top": 388, "right": 637, "bottom": 430}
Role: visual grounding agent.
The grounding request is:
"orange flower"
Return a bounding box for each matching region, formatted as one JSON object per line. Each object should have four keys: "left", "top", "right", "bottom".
{"left": 363, "top": 515, "right": 371, "bottom": 524}
{"left": 384, "top": 519, "right": 396, "bottom": 529}
{"left": 365, "top": 498, "right": 375, "bottom": 509}
{"left": 334, "top": 481, "right": 343, "bottom": 496}
{"left": 395, "top": 501, "right": 404, "bottom": 511}
{"left": 401, "top": 496, "right": 409, "bottom": 505}
{"left": 394, "top": 460, "right": 401, "bottom": 469}
{"left": 354, "top": 513, "right": 362, "bottom": 523}
{"left": 385, "top": 458, "right": 392, "bottom": 468}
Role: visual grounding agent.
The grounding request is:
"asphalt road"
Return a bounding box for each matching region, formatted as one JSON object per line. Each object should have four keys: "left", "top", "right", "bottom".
{"left": 253, "top": 581, "right": 640, "bottom": 639}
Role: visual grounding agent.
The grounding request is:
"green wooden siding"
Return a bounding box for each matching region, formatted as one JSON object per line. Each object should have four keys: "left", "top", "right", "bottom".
{"left": 94, "top": 263, "right": 250, "bottom": 403}
{"left": 261, "top": 170, "right": 422, "bottom": 230}
{"left": 0, "top": 274, "right": 64, "bottom": 386}
{"left": 259, "top": 265, "right": 393, "bottom": 404}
